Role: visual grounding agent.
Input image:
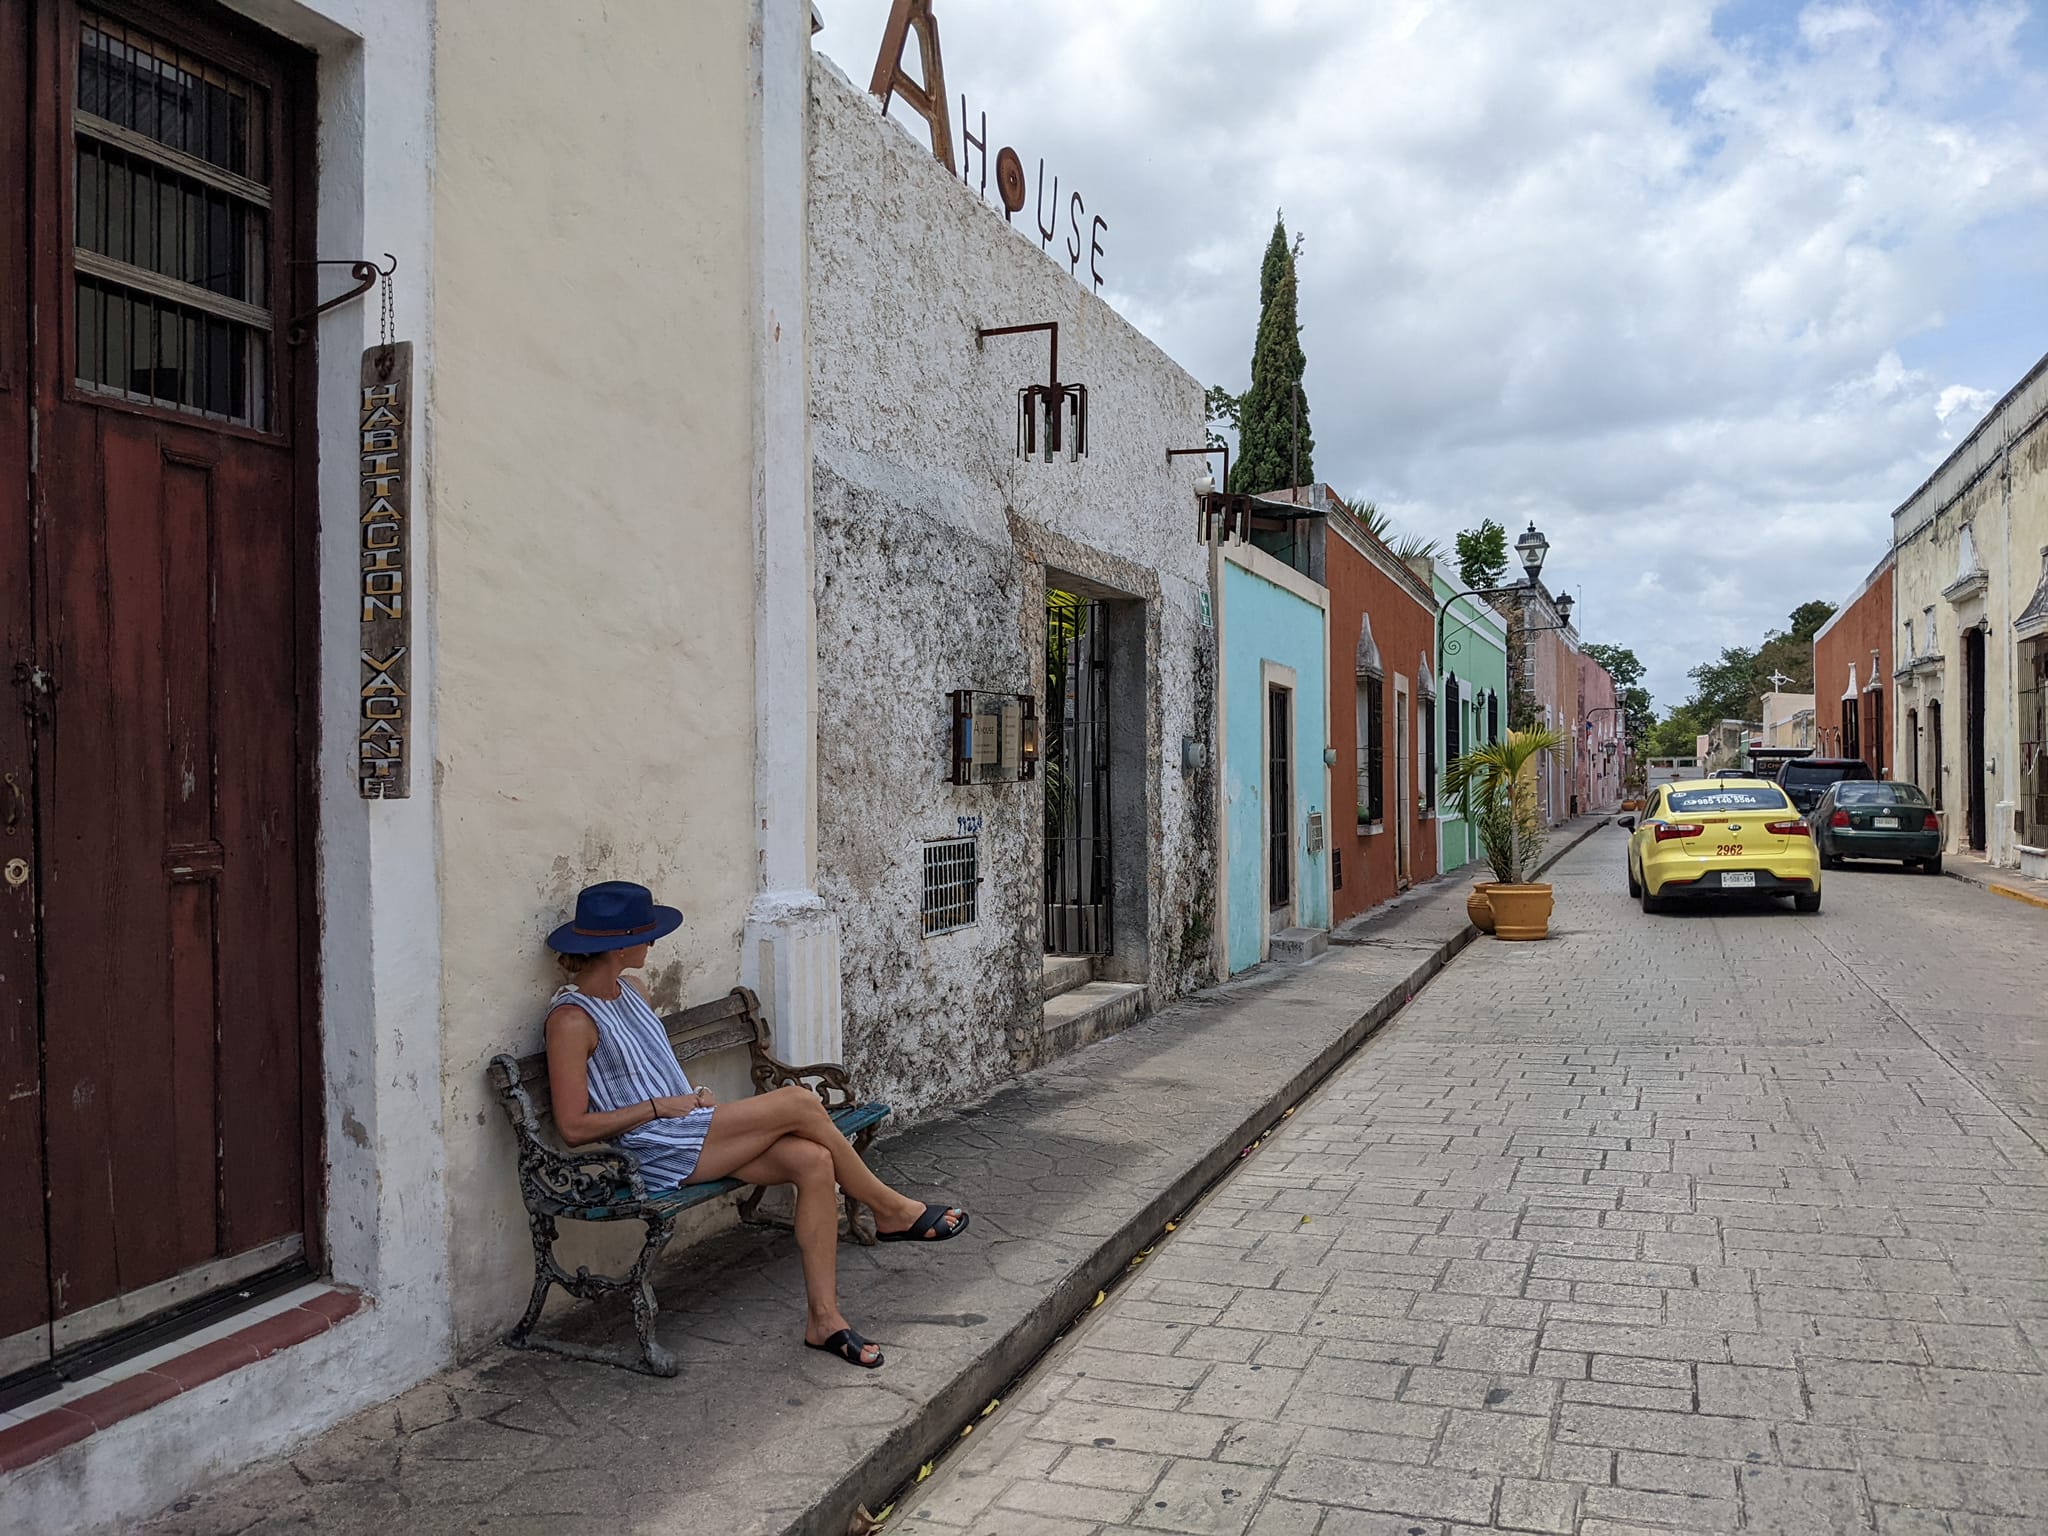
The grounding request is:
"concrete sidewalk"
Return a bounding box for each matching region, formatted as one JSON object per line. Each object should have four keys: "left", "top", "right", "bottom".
{"left": 1942, "top": 852, "right": 2048, "bottom": 912}
{"left": 133, "top": 819, "right": 1610, "bottom": 1536}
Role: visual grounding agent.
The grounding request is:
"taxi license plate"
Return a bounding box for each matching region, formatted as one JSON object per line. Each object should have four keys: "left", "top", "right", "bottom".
{"left": 1874, "top": 816, "right": 1900, "bottom": 829}
{"left": 1721, "top": 871, "right": 1756, "bottom": 888}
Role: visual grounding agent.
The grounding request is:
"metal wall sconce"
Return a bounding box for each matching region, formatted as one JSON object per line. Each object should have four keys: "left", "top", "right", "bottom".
{"left": 1167, "top": 445, "right": 1252, "bottom": 543}
{"left": 949, "top": 689, "right": 1038, "bottom": 784}
{"left": 978, "top": 321, "right": 1087, "bottom": 461}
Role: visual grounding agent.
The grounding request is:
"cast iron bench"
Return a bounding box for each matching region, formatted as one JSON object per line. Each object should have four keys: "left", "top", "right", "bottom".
{"left": 487, "top": 985, "right": 890, "bottom": 1377}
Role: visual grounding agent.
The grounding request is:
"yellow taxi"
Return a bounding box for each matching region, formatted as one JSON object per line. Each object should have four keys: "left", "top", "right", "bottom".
{"left": 1621, "top": 777, "right": 1822, "bottom": 914}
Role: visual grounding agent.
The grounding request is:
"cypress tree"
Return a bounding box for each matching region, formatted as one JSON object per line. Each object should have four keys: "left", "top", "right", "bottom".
{"left": 1230, "top": 214, "right": 1314, "bottom": 495}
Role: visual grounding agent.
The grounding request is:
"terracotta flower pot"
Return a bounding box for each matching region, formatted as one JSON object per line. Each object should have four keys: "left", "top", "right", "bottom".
{"left": 1466, "top": 882, "right": 1497, "bottom": 933}
{"left": 1487, "top": 883, "right": 1553, "bottom": 941}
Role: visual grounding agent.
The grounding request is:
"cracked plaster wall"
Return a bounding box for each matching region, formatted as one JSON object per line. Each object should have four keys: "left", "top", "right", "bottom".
{"left": 807, "top": 59, "right": 1215, "bottom": 1119}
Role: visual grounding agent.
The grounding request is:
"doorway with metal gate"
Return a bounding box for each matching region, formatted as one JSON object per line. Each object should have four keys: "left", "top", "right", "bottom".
{"left": 1044, "top": 590, "right": 1112, "bottom": 955}
{"left": 1966, "top": 625, "right": 1988, "bottom": 851}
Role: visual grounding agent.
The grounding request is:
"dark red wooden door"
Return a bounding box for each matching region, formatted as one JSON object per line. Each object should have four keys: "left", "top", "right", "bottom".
{"left": 0, "top": 0, "right": 54, "bottom": 1380}
{"left": 4, "top": 0, "right": 314, "bottom": 1366}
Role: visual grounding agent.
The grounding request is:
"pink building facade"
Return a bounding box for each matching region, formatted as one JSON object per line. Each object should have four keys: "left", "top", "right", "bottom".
{"left": 1575, "top": 655, "right": 1621, "bottom": 812}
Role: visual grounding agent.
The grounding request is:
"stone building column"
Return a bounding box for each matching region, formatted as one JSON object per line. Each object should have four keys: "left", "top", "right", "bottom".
{"left": 742, "top": 0, "right": 842, "bottom": 1064}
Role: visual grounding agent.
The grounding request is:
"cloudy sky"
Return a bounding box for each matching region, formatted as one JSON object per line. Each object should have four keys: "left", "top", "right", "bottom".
{"left": 816, "top": 0, "right": 2048, "bottom": 710}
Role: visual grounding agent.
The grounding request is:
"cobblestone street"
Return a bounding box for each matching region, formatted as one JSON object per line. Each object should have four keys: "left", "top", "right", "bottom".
{"left": 900, "top": 826, "right": 2048, "bottom": 1536}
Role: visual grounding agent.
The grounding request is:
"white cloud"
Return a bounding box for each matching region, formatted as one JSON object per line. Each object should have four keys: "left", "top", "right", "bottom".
{"left": 819, "top": 0, "right": 2048, "bottom": 707}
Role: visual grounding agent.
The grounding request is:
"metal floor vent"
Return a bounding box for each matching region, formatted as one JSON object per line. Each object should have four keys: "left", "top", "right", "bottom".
{"left": 921, "top": 837, "right": 980, "bottom": 935}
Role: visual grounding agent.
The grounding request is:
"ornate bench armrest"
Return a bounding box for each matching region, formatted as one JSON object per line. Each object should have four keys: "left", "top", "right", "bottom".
{"left": 489, "top": 1052, "right": 648, "bottom": 1210}
{"left": 749, "top": 1050, "right": 858, "bottom": 1111}
{"left": 519, "top": 1138, "right": 648, "bottom": 1212}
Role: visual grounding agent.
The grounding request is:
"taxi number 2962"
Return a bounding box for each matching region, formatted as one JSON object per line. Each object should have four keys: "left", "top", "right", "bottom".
{"left": 1715, "top": 843, "right": 1744, "bottom": 857}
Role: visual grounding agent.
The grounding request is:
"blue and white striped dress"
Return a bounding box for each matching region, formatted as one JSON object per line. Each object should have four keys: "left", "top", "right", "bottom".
{"left": 552, "top": 982, "right": 716, "bottom": 1187}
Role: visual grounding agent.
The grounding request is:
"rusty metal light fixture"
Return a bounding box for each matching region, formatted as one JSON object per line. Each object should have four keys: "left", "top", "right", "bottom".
{"left": 1168, "top": 445, "right": 1249, "bottom": 543}
{"left": 979, "top": 321, "right": 1087, "bottom": 462}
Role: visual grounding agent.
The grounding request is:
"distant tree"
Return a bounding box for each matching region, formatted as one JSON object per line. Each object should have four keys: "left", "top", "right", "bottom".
{"left": 1685, "top": 645, "right": 1762, "bottom": 725}
{"left": 1788, "top": 600, "right": 1836, "bottom": 643}
{"left": 1647, "top": 708, "right": 1704, "bottom": 759}
{"left": 1230, "top": 215, "right": 1314, "bottom": 495}
{"left": 1204, "top": 384, "right": 1240, "bottom": 451}
{"left": 1581, "top": 642, "right": 1655, "bottom": 747}
{"left": 1335, "top": 492, "right": 1392, "bottom": 543}
{"left": 1454, "top": 519, "right": 1510, "bottom": 591}
{"left": 1393, "top": 533, "right": 1441, "bottom": 567}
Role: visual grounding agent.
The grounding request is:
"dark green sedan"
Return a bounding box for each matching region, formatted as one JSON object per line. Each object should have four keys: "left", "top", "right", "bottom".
{"left": 1808, "top": 781, "right": 1943, "bottom": 872}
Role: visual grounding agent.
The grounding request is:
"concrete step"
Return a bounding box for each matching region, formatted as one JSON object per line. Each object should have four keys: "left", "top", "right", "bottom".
{"left": 1037, "top": 980, "right": 1147, "bottom": 1063}
{"left": 1269, "top": 927, "right": 1330, "bottom": 964}
{"left": 1042, "top": 954, "right": 1095, "bottom": 1001}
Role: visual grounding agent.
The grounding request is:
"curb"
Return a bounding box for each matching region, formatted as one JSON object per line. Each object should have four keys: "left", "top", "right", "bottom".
{"left": 1943, "top": 868, "right": 2048, "bottom": 911}
{"left": 808, "top": 813, "right": 1615, "bottom": 1535}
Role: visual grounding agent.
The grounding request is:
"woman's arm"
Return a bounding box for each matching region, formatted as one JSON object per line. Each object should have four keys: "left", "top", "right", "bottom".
{"left": 544, "top": 1004, "right": 691, "bottom": 1146}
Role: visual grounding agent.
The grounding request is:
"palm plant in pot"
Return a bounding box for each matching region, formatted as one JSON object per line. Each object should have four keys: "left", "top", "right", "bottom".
{"left": 1444, "top": 726, "right": 1565, "bottom": 940}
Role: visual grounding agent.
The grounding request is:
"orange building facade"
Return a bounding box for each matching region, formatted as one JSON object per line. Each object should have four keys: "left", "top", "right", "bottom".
{"left": 1322, "top": 499, "right": 1443, "bottom": 923}
{"left": 1813, "top": 552, "right": 1895, "bottom": 778}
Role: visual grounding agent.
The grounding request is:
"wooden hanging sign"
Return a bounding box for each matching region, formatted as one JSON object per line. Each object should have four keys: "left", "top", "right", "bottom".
{"left": 357, "top": 343, "right": 412, "bottom": 798}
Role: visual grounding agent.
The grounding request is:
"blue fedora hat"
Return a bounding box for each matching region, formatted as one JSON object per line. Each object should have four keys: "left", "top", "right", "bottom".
{"left": 546, "top": 881, "right": 684, "bottom": 955}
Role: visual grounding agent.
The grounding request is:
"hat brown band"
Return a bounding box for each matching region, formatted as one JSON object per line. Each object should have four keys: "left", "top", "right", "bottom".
{"left": 571, "top": 921, "right": 658, "bottom": 937}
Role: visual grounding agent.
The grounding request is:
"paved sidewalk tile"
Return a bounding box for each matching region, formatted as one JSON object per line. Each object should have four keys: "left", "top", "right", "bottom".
{"left": 897, "top": 830, "right": 2048, "bottom": 1535}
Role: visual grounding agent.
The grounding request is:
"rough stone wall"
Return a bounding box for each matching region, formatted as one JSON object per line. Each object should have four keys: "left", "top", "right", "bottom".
{"left": 807, "top": 59, "right": 1214, "bottom": 1118}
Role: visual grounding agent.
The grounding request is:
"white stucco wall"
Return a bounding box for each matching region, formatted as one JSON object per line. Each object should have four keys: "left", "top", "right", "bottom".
{"left": 430, "top": 0, "right": 769, "bottom": 1351}
{"left": 807, "top": 57, "right": 1214, "bottom": 1115}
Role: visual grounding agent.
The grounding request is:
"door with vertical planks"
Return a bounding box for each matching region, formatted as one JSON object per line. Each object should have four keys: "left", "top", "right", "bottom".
{"left": 3, "top": 0, "right": 315, "bottom": 1375}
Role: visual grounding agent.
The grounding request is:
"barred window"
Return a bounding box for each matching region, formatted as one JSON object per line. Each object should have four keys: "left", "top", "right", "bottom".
{"left": 1445, "top": 674, "right": 1462, "bottom": 768}
{"left": 1488, "top": 690, "right": 1500, "bottom": 744}
{"left": 1842, "top": 697, "right": 1860, "bottom": 762}
{"left": 1422, "top": 696, "right": 1437, "bottom": 816}
{"left": 1357, "top": 675, "right": 1385, "bottom": 824}
{"left": 73, "top": 13, "right": 274, "bottom": 428}
{"left": 920, "top": 838, "right": 979, "bottom": 935}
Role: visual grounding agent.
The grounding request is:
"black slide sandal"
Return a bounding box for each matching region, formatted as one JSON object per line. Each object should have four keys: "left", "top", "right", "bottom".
{"left": 877, "top": 1202, "right": 970, "bottom": 1243}
{"left": 806, "top": 1328, "right": 884, "bottom": 1368}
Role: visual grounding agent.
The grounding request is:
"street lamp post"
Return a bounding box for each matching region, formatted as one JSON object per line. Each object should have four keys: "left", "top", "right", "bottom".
{"left": 1435, "top": 521, "right": 1575, "bottom": 680}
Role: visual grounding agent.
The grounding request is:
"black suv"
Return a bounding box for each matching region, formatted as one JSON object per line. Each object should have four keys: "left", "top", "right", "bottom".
{"left": 1779, "top": 756, "right": 1875, "bottom": 814}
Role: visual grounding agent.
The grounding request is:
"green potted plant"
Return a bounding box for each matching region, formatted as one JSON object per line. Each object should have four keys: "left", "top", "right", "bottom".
{"left": 1444, "top": 727, "right": 1565, "bottom": 940}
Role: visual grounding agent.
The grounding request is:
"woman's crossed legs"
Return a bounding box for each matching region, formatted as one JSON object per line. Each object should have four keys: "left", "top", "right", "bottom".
{"left": 687, "top": 1085, "right": 966, "bottom": 1365}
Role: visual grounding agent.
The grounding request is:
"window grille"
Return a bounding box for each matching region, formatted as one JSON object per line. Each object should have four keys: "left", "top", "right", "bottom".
{"left": 73, "top": 14, "right": 274, "bottom": 428}
{"left": 1842, "top": 698, "right": 1860, "bottom": 762}
{"left": 1361, "top": 676, "right": 1384, "bottom": 822}
{"left": 1422, "top": 697, "right": 1438, "bottom": 815}
{"left": 1488, "top": 690, "right": 1500, "bottom": 744}
{"left": 920, "top": 838, "right": 979, "bottom": 935}
{"left": 1445, "top": 675, "right": 1462, "bottom": 768}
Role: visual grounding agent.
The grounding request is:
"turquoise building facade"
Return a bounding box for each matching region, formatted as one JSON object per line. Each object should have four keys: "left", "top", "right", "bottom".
{"left": 1434, "top": 571, "right": 1510, "bottom": 871}
{"left": 1215, "top": 543, "right": 1331, "bottom": 975}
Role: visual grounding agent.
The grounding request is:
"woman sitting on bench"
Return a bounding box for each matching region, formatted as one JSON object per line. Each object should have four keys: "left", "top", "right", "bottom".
{"left": 544, "top": 881, "right": 968, "bottom": 1370}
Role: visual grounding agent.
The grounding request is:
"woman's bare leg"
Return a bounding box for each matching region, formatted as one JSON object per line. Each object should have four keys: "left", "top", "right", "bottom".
{"left": 690, "top": 1087, "right": 953, "bottom": 1233}
{"left": 725, "top": 1135, "right": 878, "bottom": 1363}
